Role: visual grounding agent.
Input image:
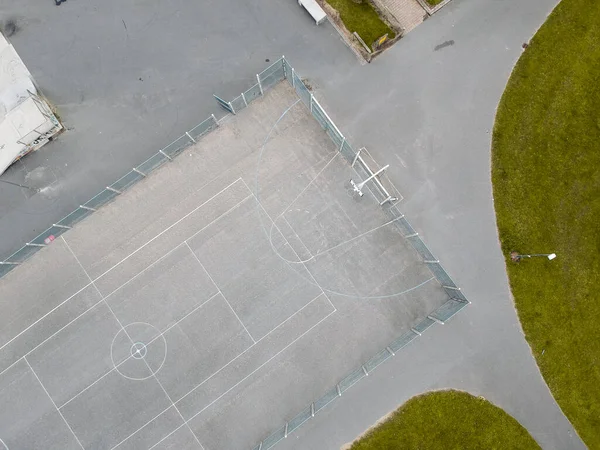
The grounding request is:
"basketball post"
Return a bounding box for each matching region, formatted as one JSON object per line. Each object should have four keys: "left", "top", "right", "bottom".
{"left": 350, "top": 164, "right": 390, "bottom": 197}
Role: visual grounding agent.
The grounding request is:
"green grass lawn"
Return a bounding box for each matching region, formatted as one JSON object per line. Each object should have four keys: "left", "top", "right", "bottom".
{"left": 425, "top": 0, "right": 444, "bottom": 6}
{"left": 492, "top": 0, "right": 600, "bottom": 447}
{"left": 325, "top": 0, "right": 395, "bottom": 47}
{"left": 349, "top": 390, "right": 540, "bottom": 449}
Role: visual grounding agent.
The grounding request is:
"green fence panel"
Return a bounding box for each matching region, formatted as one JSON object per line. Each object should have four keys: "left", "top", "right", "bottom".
{"left": 83, "top": 188, "right": 119, "bottom": 210}
{"left": 188, "top": 116, "right": 218, "bottom": 141}
{"left": 111, "top": 170, "right": 145, "bottom": 193}
{"left": 137, "top": 152, "right": 169, "bottom": 175}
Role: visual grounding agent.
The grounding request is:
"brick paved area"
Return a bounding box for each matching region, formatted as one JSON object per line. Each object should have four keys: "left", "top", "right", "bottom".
{"left": 377, "top": 0, "right": 426, "bottom": 34}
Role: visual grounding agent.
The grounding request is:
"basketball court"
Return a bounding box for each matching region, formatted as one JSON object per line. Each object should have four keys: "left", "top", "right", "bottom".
{"left": 0, "top": 83, "right": 447, "bottom": 450}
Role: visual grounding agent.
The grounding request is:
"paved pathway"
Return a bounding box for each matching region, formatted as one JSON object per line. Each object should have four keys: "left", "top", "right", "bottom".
{"left": 377, "top": 0, "right": 426, "bottom": 34}
{"left": 275, "top": 0, "right": 587, "bottom": 448}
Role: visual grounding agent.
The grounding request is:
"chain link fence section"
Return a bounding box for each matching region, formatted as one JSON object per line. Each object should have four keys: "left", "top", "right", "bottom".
{"left": 0, "top": 114, "right": 219, "bottom": 277}
{"left": 245, "top": 57, "right": 471, "bottom": 450}
{"left": 0, "top": 56, "right": 474, "bottom": 450}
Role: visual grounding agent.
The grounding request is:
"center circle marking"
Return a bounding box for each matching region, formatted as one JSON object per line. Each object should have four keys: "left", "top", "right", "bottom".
{"left": 130, "top": 342, "right": 147, "bottom": 359}
{"left": 110, "top": 322, "right": 167, "bottom": 381}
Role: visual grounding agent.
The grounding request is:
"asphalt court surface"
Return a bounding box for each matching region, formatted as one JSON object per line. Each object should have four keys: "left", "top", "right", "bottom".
{"left": 0, "top": 83, "right": 447, "bottom": 449}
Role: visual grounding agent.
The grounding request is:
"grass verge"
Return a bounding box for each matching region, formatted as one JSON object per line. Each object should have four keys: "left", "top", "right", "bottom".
{"left": 349, "top": 390, "right": 540, "bottom": 449}
{"left": 425, "top": 0, "right": 444, "bottom": 6}
{"left": 325, "top": 0, "right": 395, "bottom": 47}
{"left": 492, "top": 0, "right": 600, "bottom": 447}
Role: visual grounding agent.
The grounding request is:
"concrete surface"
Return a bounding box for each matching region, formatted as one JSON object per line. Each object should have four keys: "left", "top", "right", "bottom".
{"left": 0, "top": 83, "right": 447, "bottom": 450}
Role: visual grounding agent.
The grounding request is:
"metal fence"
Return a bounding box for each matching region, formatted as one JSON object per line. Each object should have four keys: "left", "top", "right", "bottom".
{"left": 220, "top": 57, "right": 470, "bottom": 450}
{"left": 0, "top": 114, "right": 219, "bottom": 278}
{"left": 0, "top": 56, "right": 471, "bottom": 450}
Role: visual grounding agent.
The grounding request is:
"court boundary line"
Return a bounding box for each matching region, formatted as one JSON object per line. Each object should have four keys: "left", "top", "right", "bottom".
{"left": 78, "top": 177, "right": 245, "bottom": 285}
{"left": 173, "top": 290, "right": 331, "bottom": 404}
{"left": 2, "top": 87, "right": 441, "bottom": 450}
{"left": 185, "top": 242, "right": 256, "bottom": 344}
{"left": 101, "top": 194, "right": 252, "bottom": 300}
{"left": 58, "top": 291, "right": 221, "bottom": 410}
{"left": 24, "top": 357, "right": 85, "bottom": 450}
{"left": 244, "top": 178, "right": 336, "bottom": 314}
{"left": 111, "top": 406, "right": 179, "bottom": 450}
{"left": 181, "top": 308, "right": 336, "bottom": 426}
{"left": 110, "top": 291, "right": 330, "bottom": 450}
{"left": 102, "top": 291, "right": 207, "bottom": 450}
{"left": 53, "top": 183, "right": 336, "bottom": 448}
{"left": 0, "top": 183, "right": 251, "bottom": 378}
{"left": 282, "top": 215, "right": 313, "bottom": 258}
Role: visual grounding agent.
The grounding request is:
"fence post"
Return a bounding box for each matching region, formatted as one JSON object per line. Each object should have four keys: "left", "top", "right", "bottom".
{"left": 229, "top": 101, "right": 236, "bottom": 115}
{"left": 186, "top": 132, "right": 196, "bottom": 143}
{"left": 282, "top": 55, "right": 286, "bottom": 78}
{"left": 292, "top": 68, "right": 295, "bottom": 87}
{"left": 443, "top": 285, "right": 461, "bottom": 291}
{"left": 132, "top": 167, "right": 147, "bottom": 177}
{"left": 211, "top": 114, "right": 219, "bottom": 127}
{"left": 241, "top": 92, "right": 248, "bottom": 107}
{"left": 106, "top": 186, "right": 122, "bottom": 194}
{"left": 257, "top": 74, "right": 263, "bottom": 95}
{"left": 310, "top": 94, "right": 314, "bottom": 113}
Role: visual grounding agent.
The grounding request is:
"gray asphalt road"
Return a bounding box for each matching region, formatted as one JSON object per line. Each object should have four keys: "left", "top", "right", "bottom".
{"left": 0, "top": 0, "right": 355, "bottom": 260}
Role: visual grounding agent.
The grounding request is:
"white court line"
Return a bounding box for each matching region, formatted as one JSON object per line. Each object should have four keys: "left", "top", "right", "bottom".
{"left": 110, "top": 406, "right": 176, "bottom": 450}
{"left": 58, "top": 293, "right": 221, "bottom": 414}
{"left": 148, "top": 366, "right": 206, "bottom": 450}
{"left": 185, "top": 242, "right": 256, "bottom": 344}
{"left": 58, "top": 354, "right": 133, "bottom": 410}
{"left": 101, "top": 242, "right": 186, "bottom": 300}
{"left": 85, "top": 177, "right": 244, "bottom": 284}
{"left": 282, "top": 215, "right": 313, "bottom": 258}
{"left": 311, "top": 216, "right": 402, "bottom": 260}
{"left": 0, "top": 183, "right": 250, "bottom": 379}
{"left": 101, "top": 193, "right": 252, "bottom": 301}
{"left": 0, "top": 279, "right": 94, "bottom": 354}
{"left": 62, "top": 237, "right": 103, "bottom": 299}
{"left": 243, "top": 178, "right": 336, "bottom": 313}
{"left": 24, "top": 357, "right": 85, "bottom": 450}
{"left": 0, "top": 299, "right": 106, "bottom": 379}
{"left": 103, "top": 295, "right": 206, "bottom": 450}
{"left": 147, "top": 422, "right": 187, "bottom": 450}
{"left": 118, "top": 298, "right": 337, "bottom": 450}
{"left": 22, "top": 257, "right": 224, "bottom": 411}
{"left": 183, "top": 308, "right": 336, "bottom": 424}
{"left": 127, "top": 291, "right": 222, "bottom": 356}
{"left": 174, "top": 290, "right": 327, "bottom": 405}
